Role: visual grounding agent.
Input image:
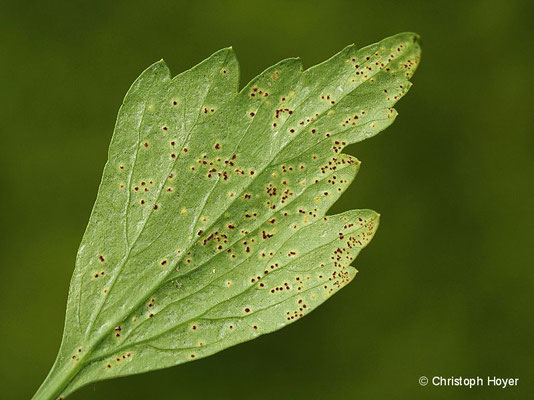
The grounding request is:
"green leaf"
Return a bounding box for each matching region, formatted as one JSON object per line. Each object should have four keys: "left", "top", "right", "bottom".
{"left": 33, "top": 32, "right": 421, "bottom": 399}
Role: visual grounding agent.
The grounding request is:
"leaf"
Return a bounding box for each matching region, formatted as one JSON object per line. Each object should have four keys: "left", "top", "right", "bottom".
{"left": 33, "top": 32, "right": 421, "bottom": 399}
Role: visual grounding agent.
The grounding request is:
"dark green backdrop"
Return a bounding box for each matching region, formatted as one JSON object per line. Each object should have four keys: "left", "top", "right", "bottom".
{"left": 1, "top": 1, "right": 533, "bottom": 399}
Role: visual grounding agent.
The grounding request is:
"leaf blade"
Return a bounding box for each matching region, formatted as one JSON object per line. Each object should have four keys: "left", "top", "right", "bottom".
{"left": 38, "top": 32, "right": 421, "bottom": 399}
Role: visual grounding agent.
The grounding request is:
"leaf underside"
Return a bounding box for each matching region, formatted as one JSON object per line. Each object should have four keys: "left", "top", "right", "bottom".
{"left": 48, "top": 33, "right": 420, "bottom": 397}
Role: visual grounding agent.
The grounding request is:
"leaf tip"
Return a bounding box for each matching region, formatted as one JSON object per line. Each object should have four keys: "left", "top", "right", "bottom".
{"left": 219, "top": 46, "right": 235, "bottom": 55}
{"left": 400, "top": 32, "right": 422, "bottom": 54}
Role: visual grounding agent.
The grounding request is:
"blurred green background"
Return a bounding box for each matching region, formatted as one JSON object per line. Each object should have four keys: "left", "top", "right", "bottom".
{"left": 1, "top": 0, "right": 533, "bottom": 399}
